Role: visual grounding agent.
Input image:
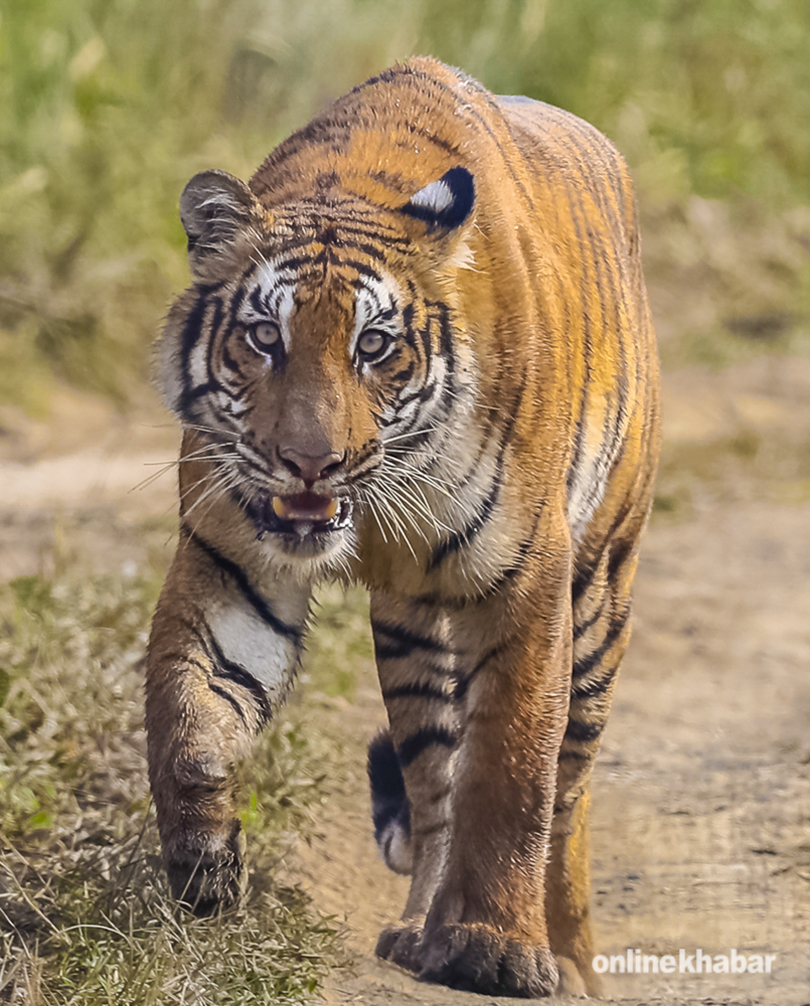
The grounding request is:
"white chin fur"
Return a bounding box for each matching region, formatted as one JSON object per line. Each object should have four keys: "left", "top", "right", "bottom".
{"left": 257, "top": 526, "right": 357, "bottom": 584}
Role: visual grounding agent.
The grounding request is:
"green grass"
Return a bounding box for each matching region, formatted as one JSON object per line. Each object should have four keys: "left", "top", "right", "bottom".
{"left": 2, "top": 0, "right": 810, "bottom": 406}
{"left": 653, "top": 414, "right": 810, "bottom": 519}
{"left": 302, "top": 585, "right": 374, "bottom": 702}
{"left": 0, "top": 569, "right": 342, "bottom": 1004}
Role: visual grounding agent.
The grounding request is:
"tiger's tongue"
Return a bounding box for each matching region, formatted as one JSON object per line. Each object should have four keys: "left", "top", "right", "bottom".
{"left": 272, "top": 492, "right": 338, "bottom": 523}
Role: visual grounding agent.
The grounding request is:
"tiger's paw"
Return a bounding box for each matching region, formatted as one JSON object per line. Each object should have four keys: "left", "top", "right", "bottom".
{"left": 376, "top": 922, "right": 424, "bottom": 971}
{"left": 419, "top": 923, "right": 559, "bottom": 997}
{"left": 165, "top": 822, "right": 246, "bottom": 916}
{"left": 377, "top": 921, "right": 559, "bottom": 997}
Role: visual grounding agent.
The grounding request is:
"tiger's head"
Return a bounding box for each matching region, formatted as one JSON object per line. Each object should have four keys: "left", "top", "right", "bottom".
{"left": 158, "top": 164, "right": 477, "bottom": 574}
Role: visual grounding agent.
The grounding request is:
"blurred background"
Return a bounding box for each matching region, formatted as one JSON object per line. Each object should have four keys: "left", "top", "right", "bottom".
{"left": 2, "top": 0, "right": 809, "bottom": 409}
{"left": 1, "top": 2, "right": 809, "bottom": 1003}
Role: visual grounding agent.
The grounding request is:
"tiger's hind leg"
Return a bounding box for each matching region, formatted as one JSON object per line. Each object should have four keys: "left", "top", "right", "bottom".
{"left": 545, "top": 535, "right": 640, "bottom": 995}
{"left": 368, "top": 730, "right": 413, "bottom": 876}
{"left": 369, "top": 593, "right": 463, "bottom": 967}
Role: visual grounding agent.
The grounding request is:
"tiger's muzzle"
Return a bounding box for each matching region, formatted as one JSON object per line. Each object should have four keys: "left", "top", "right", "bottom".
{"left": 246, "top": 490, "right": 354, "bottom": 544}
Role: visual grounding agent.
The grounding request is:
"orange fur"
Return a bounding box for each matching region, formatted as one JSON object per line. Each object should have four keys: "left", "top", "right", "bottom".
{"left": 146, "top": 57, "right": 659, "bottom": 996}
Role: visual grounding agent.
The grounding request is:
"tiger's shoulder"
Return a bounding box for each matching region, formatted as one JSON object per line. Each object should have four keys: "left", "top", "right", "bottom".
{"left": 248, "top": 57, "right": 636, "bottom": 246}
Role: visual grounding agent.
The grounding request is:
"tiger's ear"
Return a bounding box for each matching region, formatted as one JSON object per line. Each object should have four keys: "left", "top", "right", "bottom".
{"left": 180, "top": 170, "right": 259, "bottom": 276}
{"left": 400, "top": 167, "right": 475, "bottom": 233}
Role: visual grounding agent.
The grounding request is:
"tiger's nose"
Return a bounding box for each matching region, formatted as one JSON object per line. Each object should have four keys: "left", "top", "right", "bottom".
{"left": 278, "top": 447, "right": 345, "bottom": 485}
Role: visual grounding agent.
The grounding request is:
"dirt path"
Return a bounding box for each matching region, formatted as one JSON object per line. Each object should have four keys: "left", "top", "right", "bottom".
{"left": 1, "top": 362, "right": 808, "bottom": 1005}
{"left": 291, "top": 496, "right": 810, "bottom": 1006}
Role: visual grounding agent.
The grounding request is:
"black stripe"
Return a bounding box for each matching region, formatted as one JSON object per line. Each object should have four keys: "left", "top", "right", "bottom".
{"left": 208, "top": 682, "right": 249, "bottom": 728}
{"left": 164, "top": 652, "right": 209, "bottom": 672}
{"left": 564, "top": 113, "right": 627, "bottom": 238}
{"left": 321, "top": 219, "right": 412, "bottom": 247}
{"left": 417, "top": 313, "right": 433, "bottom": 372}
{"left": 339, "top": 241, "right": 388, "bottom": 262}
{"left": 265, "top": 275, "right": 301, "bottom": 292}
{"left": 372, "top": 620, "right": 448, "bottom": 660}
{"left": 571, "top": 660, "right": 619, "bottom": 700}
{"left": 573, "top": 595, "right": 607, "bottom": 640}
{"left": 334, "top": 258, "right": 383, "bottom": 280}
{"left": 572, "top": 606, "right": 630, "bottom": 680}
{"left": 563, "top": 718, "right": 604, "bottom": 744}
{"left": 392, "top": 364, "right": 415, "bottom": 386}
{"left": 571, "top": 493, "right": 637, "bottom": 606}
{"left": 444, "top": 363, "right": 526, "bottom": 503}
{"left": 461, "top": 550, "right": 527, "bottom": 607}
{"left": 184, "top": 524, "right": 304, "bottom": 642}
{"left": 453, "top": 643, "right": 505, "bottom": 701}
{"left": 429, "top": 468, "right": 502, "bottom": 570}
{"left": 572, "top": 562, "right": 596, "bottom": 608}
{"left": 383, "top": 682, "right": 452, "bottom": 702}
{"left": 587, "top": 206, "right": 631, "bottom": 493}
{"left": 205, "top": 628, "right": 272, "bottom": 727}
{"left": 173, "top": 616, "right": 211, "bottom": 653}
{"left": 172, "top": 627, "right": 272, "bottom": 729}
{"left": 608, "top": 535, "right": 635, "bottom": 583}
{"left": 185, "top": 382, "right": 211, "bottom": 401}
{"left": 221, "top": 338, "right": 243, "bottom": 377}
{"left": 179, "top": 295, "right": 210, "bottom": 416}
{"left": 274, "top": 253, "right": 322, "bottom": 273}
{"left": 249, "top": 287, "right": 265, "bottom": 315}
{"left": 395, "top": 379, "right": 434, "bottom": 412}
{"left": 397, "top": 727, "right": 456, "bottom": 769}
{"left": 434, "top": 301, "right": 456, "bottom": 385}
{"left": 204, "top": 295, "right": 225, "bottom": 387}
{"left": 427, "top": 784, "right": 452, "bottom": 805}
{"left": 410, "top": 123, "right": 462, "bottom": 157}
{"left": 400, "top": 302, "right": 416, "bottom": 349}
{"left": 462, "top": 503, "right": 542, "bottom": 606}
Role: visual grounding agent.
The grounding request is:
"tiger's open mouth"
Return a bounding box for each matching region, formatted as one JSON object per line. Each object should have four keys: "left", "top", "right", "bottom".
{"left": 248, "top": 491, "right": 353, "bottom": 540}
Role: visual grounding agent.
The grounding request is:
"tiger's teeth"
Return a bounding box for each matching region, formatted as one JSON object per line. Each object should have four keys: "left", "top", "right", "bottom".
{"left": 271, "top": 495, "right": 339, "bottom": 522}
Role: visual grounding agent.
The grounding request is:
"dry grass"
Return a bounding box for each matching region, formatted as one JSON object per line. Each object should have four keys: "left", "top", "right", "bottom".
{"left": 2, "top": 0, "right": 810, "bottom": 409}
{"left": 0, "top": 571, "right": 342, "bottom": 1004}
{"left": 3, "top": 1, "right": 810, "bottom": 998}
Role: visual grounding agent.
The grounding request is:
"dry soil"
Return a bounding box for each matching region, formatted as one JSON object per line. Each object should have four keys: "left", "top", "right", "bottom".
{"left": 0, "top": 357, "right": 808, "bottom": 1006}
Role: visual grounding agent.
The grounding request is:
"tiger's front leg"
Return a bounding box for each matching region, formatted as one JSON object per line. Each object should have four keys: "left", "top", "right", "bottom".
{"left": 373, "top": 541, "right": 572, "bottom": 997}
{"left": 145, "top": 519, "right": 309, "bottom": 915}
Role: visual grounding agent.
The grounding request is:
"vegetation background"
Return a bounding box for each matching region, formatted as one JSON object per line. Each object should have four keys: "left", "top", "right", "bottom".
{"left": 3, "top": 0, "right": 809, "bottom": 406}
{"left": 1, "top": 1, "right": 809, "bottom": 1002}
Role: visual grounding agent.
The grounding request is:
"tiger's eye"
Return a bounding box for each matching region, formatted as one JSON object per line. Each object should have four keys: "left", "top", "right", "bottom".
{"left": 249, "top": 321, "right": 280, "bottom": 353}
{"left": 357, "top": 329, "right": 388, "bottom": 358}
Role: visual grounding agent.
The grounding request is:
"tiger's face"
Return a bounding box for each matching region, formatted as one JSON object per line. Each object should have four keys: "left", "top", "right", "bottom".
{"left": 158, "top": 168, "right": 475, "bottom": 570}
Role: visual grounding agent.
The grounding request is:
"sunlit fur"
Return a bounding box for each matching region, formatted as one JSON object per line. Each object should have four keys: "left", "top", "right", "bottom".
{"left": 145, "top": 57, "right": 660, "bottom": 997}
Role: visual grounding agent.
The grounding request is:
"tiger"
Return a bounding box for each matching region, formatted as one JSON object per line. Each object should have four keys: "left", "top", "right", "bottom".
{"left": 145, "top": 56, "right": 660, "bottom": 997}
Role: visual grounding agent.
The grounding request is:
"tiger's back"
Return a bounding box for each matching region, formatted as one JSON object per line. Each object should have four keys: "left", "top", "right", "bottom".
{"left": 146, "top": 57, "right": 659, "bottom": 997}
{"left": 242, "top": 59, "right": 658, "bottom": 590}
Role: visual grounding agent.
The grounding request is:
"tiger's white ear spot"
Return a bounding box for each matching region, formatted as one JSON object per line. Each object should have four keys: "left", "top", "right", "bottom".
{"left": 409, "top": 179, "right": 454, "bottom": 215}
{"left": 401, "top": 166, "right": 475, "bottom": 230}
